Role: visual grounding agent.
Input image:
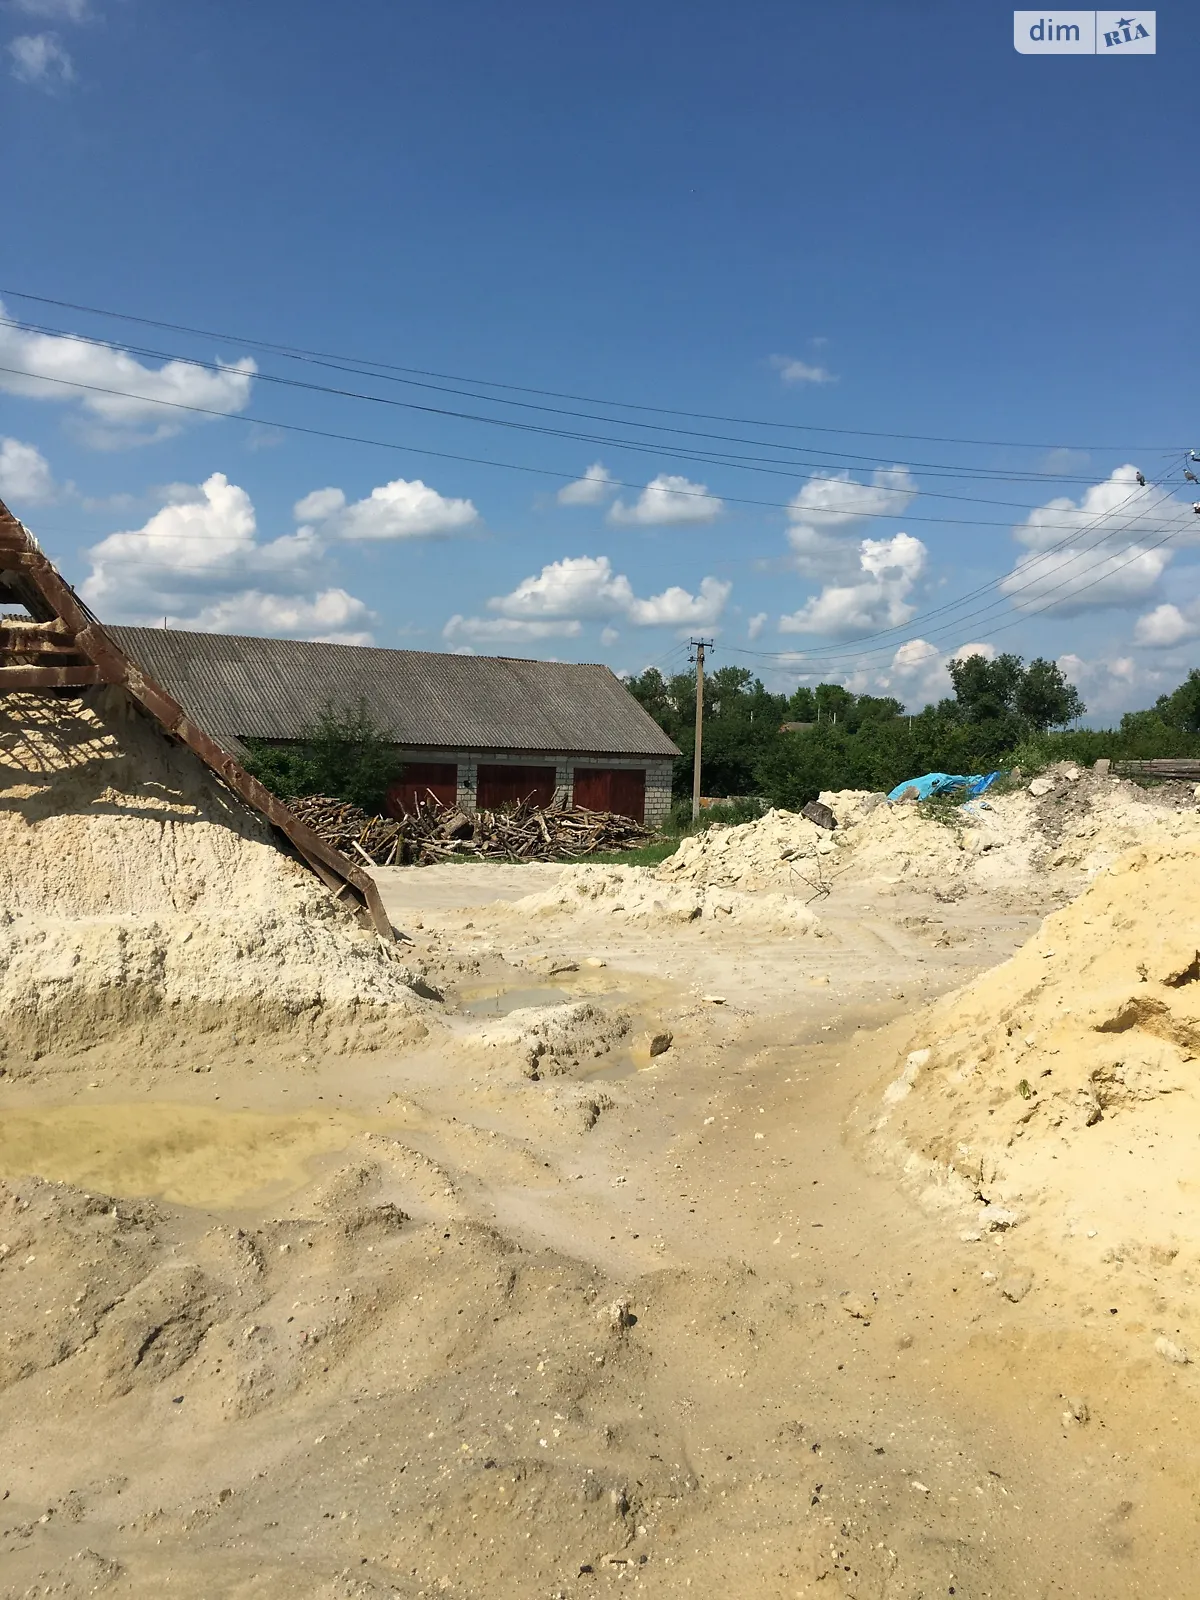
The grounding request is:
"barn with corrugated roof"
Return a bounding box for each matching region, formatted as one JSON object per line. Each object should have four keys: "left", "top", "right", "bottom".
{"left": 110, "top": 628, "right": 680, "bottom": 825}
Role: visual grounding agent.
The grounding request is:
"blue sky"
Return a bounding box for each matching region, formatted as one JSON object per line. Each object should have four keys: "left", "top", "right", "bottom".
{"left": 1, "top": 0, "right": 1196, "bottom": 719}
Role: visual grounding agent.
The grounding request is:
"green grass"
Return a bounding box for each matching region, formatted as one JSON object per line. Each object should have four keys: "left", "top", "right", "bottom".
{"left": 665, "top": 797, "right": 769, "bottom": 833}
{"left": 916, "top": 790, "right": 972, "bottom": 828}
{"left": 394, "top": 838, "right": 683, "bottom": 868}
{"left": 581, "top": 839, "right": 681, "bottom": 867}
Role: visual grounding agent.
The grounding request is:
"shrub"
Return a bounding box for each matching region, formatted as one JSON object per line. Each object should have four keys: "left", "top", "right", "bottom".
{"left": 244, "top": 701, "right": 404, "bottom": 813}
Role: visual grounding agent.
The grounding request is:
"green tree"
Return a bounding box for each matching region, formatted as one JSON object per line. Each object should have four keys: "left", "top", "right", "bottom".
{"left": 625, "top": 667, "right": 676, "bottom": 731}
{"left": 844, "top": 693, "right": 904, "bottom": 732}
{"left": 814, "top": 682, "right": 854, "bottom": 722}
{"left": 948, "top": 651, "right": 1083, "bottom": 732}
{"left": 627, "top": 661, "right": 787, "bottom": 797}
{"left": 244, "top": 701, "right": 404, "bottom": 812}
{"left": 707, "top": 664, "right": 754, "bottom": 710}
{"left": 947, "top": 653, "right": 1026, "bottom": 723}
{"left": 1153, "top": 668, "right": 1200, "bottom": 733}
{"left": 1014, "top": 657, "right": 1084, "bottom": 731}
{"left": 786, "top": 685, "right": 817, "bottom": 722}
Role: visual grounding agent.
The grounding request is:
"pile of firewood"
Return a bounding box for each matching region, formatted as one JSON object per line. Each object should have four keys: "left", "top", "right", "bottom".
{"left": 286, "top": 792, "right": 652, "bottom": 867}
{"left": 285, "top": 794, "right": 406, "bottom": 867}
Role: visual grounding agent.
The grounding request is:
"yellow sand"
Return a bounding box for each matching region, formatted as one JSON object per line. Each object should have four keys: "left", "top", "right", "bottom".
{"left": 874, "top": 836, "right": 1200, "bottom": 1331}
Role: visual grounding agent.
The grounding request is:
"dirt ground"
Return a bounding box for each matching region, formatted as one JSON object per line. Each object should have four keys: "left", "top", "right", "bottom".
{"left": 4, "top": 836, "right": 1199, "bottom": 1599}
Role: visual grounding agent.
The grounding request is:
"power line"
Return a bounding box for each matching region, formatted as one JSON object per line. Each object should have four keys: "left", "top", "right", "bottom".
{"left": 5, "top": 297, "right": 1191, "bottom": 663}
{"left": 1, "top": 284, "right": 1186, "bottom": 454}
{"left": 0, "top": 311, "right": 1146, "bottom": 491}
{"left": 636, "top": 639, "right": 692, "bottom": 677}
{"left": 721, "top": 511, "right": 1191, "bottom": 672}
{"left": 711, "top": 470, "right": 1190, "bottom": 662}
{"left": 67, "top": 502, "right": 1188, "bottom": 671}
{"left": 0, "top": 315, "right": 1156, "bottom": 516}
{"left": 825, "top": 480, "right": 1187, "bottom": 656}
{"left": 3, "top": 362, "right": 1154, "bottom": 533}
{"left": 15, "top": 407, "right": 1190, "bottom": 669}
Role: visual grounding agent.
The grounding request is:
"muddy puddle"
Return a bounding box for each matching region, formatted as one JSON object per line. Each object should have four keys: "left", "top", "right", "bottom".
{"left": 458, "top": 984, "right": 571, "bottom": 1017}
{"left": 579, "top": 1051, "right": 639, "bottom": 1081}
{"left": 0, "top": 1102, "right": 375, "bottom": 1210}
{"left": 456, "top": 962, "right": 661, "bottom": 1017}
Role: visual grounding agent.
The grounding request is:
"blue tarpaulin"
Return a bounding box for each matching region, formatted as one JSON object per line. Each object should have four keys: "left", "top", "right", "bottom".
{"left": 887, "top": 770, "right": 1003, "bottom": 803}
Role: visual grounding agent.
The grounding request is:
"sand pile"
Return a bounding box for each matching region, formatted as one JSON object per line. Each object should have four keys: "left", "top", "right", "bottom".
{"left": 0, "top": 691, "right": 429, "bottom": 1073}
{"left": 0, "top": 1159, "right": 870, "bottom": 1600}
{"left": 656, "top": 798, "right": 862, "bottom": 894}
{"left": 464, "top": 998, "right": 634, "bottom": 1080}
{"left": 508, "top": 863, "right": 823, "bottom": 933}
{"left": 871, "top": 835, "right": 1200, "bottom": 1347}
{"left": 655, "top": 767, "right": 1200, "bottom": 902}
{"left": 0, "top": 1140, "right": 471, "bottom": 1415}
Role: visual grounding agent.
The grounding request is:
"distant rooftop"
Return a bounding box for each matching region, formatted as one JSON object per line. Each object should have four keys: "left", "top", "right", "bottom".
{"left": 110, "top": 627, "right": 681, "bottom": 760}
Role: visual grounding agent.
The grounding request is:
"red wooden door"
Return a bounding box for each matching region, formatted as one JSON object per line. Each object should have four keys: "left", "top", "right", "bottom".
{"left": 386, "top": 762, "right": 458, "bottom": 817}
{"left": 573, "top": 767, "right": 645, "bottom": 823}
{"left": 476, "top": 764, "right": 555, "bottom": 811}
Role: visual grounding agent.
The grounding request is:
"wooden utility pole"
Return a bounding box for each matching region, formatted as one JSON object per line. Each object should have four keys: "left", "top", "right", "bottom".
{"left": 690, "top": 638, "right": 713, "bottom": 821}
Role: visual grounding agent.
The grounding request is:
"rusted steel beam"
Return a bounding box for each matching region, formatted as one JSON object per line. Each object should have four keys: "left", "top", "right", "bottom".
{"left": 0, "top": 499, "right": 395, "bottom": 939}
{"left": 0, "top": 663, "right": 102, "bottom": 688}
{"left": 0, "top": 555, "right": 65, "bottom": 622}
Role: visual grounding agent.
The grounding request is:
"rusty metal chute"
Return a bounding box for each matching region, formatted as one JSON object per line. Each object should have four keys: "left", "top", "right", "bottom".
{"left": 0, "top": 498, "right": 394, "bottom": 939}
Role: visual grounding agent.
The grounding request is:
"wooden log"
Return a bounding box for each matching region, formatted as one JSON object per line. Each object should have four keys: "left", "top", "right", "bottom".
{"left": 1114, "top": 758, "right": 1200, "bottom": 779}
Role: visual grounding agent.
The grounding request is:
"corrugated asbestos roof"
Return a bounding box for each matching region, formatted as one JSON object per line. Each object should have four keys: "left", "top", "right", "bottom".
{"left": 109, "top": 627, "right": 681, "bottom": 759}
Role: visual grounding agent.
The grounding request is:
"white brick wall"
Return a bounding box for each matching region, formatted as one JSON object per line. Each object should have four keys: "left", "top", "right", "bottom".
{"left": 644, "top": 759, "right": 675, "bottom": 828}
{"left": 455, "top": 755, "right": 477, "bottom": 813}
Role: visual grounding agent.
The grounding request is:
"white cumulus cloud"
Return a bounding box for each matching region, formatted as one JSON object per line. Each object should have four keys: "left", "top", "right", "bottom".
{"left": 609, "top": 473, "right": 723, "bottom": 527}
{"left": 869, "top": 638, "right": 994, "bottom": 706}
{"left": 1000, "top": 543, "right": 1172, "bottom": 615}
{"left": 1013, "top": 464, "right": 1176, "bottom": 551}
{"left": 487, "top": 555, "right": 634, "bottom": 620}
{"left": 789, "top": 466, "right": 917, "bottom": 532}
{"left": 837, "top": 639, "right": 1165, "bottom": 720}
{"left": 769, "top": 354, "right": 836, "bottom": 385}
{"left": 765, "top": 637, "right": 995, "bottom": 712}
{"left": 780, "top": 532, "right": 927, "bottom": 636}
{"left": 293, "top": 477, "right": 479, "bottom": 540}
{"left": 80, "top": 471, "right": 374, "bottom": 643}
{"left": 7, "top": 32, "right": 74, "bottom": 86}
{"left": 747, "top": 611, "right": 768, "bottom": 641}
{"left": 626, "top": 576, "right": 730, "bottom": 627}
{"left": 180, "top": 589, "right": 375, "bottom": 646}
{"left": 0, "top": 299, "right": 255, "bottom": 444}
{"left": 11, "top": 0, "right": 91, "bottom": 17}
{"left": 0, "top": 437, "right": 56, "bottom": 504}
{"left": 785, "top": 466, "right": 919, "bottom": 578}
{"left": 557, "top": 462, "right": 617, "bottom": 506}
{"left": 444, "top": 553, "right": 731, "bottom": 642}
{"left": 1134, "top": 601, "right": 1200, "bottom": 649}
{"left": 1000, "top": 465, "right": 1198, "bottom": 616}
{"left": 1057, "top": 652, "right": 1164, "bottom": 718}
{"left": 442, "top": 615, "right": 583, "bottom": 645}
